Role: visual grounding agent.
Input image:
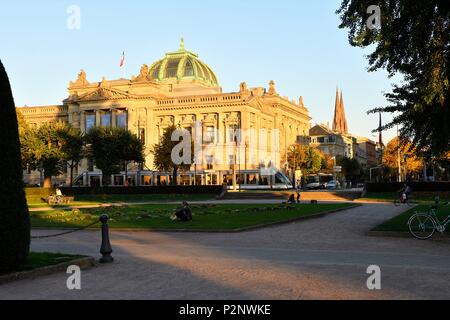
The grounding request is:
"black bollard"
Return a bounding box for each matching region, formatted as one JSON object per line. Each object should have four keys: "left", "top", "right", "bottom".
{"left": 99, "top": 214, "right": 114, "bottom": 263}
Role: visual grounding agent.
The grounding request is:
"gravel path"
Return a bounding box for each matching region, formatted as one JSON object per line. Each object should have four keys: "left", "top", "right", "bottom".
{"left": 1, "top": 203, "right": 450, "bottom": 300}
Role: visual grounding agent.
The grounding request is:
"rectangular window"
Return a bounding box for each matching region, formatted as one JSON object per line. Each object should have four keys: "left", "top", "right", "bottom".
{"left": 100, "top": 111, "right": 111, "bottom": 127}
{"left": 223, "top": 174, "right": 233, "bottom": 186}
{"left": 141, "top": 175, "right": 152, "bottom": 186}
{"left": 116, "top": 110, "right": 128, "bottom": 129}
{"left": 204, "top": 126, "right": 215, "bottom": 143}
{"left": 247, "top": 174, "right": 258, "bottom": 185}
{"left": 113, "top": 175, "right": 124, "bottom": 186}
{"left": 206, "top": 155, "right": 213, "bottom": 170}
{"left": 228, "top": 125, "right": 239, "bottom": 143}
{"left": 85, "top": 113, "right": 96, "bottom": 132}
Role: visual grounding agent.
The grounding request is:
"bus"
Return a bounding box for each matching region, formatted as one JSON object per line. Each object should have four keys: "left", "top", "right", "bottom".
{"left": 72, "top": 169, "right": 293, "bottom": 190}
{"left": 305, "top": 173, "right": 334, "bottom": 190}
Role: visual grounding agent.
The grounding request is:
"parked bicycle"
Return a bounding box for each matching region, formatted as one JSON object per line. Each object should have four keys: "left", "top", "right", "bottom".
{"left": 408, "top": 202, "right": 450, "bottom": 240}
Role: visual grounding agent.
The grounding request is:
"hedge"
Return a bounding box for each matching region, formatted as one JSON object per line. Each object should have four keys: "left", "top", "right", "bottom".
{"left": 25, "top": 185, "right": 224, "bottom": 196}
{"left": 366, "top": 182, "right": 450, "bottom": 193}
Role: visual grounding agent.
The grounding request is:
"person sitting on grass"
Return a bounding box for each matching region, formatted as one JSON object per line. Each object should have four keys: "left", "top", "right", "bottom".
{"left": 171, "top": 201, "right": 193, "bottom": 222}
{"left": 287, "top": 194, "right": 296, "bottom": 204}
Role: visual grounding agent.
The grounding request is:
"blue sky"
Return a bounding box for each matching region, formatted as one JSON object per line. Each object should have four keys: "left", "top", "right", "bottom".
{"left": 0, "top": 0, "right": 398, "bottom": 142}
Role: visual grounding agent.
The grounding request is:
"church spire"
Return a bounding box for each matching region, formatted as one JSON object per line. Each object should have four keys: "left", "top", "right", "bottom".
{"left": 333, "top": 87, "right": 340, "bottom": 132}
{"left": 332, "top": 87, "right": 349, "bottom": 134}
{"left": 339, "top": 90, "right": 348, "bottom": 134}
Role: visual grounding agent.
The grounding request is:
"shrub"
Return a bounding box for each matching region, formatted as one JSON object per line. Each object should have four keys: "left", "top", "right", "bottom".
{"left": 0, "top": 60, "right": 30, "bottom": 272}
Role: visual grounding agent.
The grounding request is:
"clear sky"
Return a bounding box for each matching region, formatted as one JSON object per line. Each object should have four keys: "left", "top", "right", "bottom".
{"left": 0, "top": 0, "right": 398, "bottom": 142}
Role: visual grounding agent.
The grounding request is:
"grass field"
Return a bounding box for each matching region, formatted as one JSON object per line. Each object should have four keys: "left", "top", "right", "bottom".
{"left": 30, "top": 203, "right": 355, "bottom": 231}
{"left": 373, "top": 204, "right": 450, "bottom": 233}
{"left": 26, "top": 193, "right": 216, "bottom": 208}
{"left": 0, "top": 252, "right": 84, "bottom": 276}
{"left": 359, "top": 192, "right": 450, "bottom": 203}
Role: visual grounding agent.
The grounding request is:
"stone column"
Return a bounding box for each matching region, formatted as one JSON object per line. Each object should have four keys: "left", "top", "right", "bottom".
{"left": 95, "top": 110, "right": 101, "bottom": 127}
{"left": 127, "top": 108, "right": 135, "bottom": 133}
{"left": 80, "top": 111, "right": 86, "bottom": 133}
{"left": 111, "top": 109, "right": 116, "bottom": 127}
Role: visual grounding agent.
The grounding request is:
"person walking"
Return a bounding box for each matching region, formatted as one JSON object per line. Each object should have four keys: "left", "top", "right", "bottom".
{"left": 296, "top": 184, "right": 301, "bottom": 204}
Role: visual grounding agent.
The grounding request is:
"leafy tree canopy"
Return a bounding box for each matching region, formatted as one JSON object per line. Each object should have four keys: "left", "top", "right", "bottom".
{"left": 337, "top": 1, "right": 450, "bottom": 158}
{"left": 85, "top": 127, "right": 145, "bottom": 186}
{"left": 285, "top": 144, "right": 324, "bottom": 175}
{"left": 382, "top": 137, "right": 424, "bottom": 174}
{"left": 152, "top": 125, "right": 192, "bottom": 185}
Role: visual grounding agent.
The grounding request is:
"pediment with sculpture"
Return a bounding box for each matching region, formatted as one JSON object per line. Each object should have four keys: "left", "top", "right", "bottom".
{"left": 69, "top": 86, "right": 135, "bottom": 102}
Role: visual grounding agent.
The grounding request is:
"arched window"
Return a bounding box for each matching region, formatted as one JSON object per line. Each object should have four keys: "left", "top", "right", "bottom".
{"left": 184, "top": 59, "right": 194, "bottom": 77}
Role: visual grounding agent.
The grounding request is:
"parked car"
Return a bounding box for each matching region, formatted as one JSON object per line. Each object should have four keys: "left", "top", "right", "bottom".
{"left": 305, "top": 182, "right": 321, "bottom": 190}
{"left": 326, "top": 180, "right": 341, "bottom": 190}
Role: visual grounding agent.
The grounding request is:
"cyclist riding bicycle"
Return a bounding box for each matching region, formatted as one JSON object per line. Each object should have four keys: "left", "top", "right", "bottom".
{"left": 398, "top": 183, "right": 412, "bottom": 202}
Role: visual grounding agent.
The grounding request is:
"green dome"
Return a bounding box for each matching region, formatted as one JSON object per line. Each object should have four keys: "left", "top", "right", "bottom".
{"left": 148, "top": 39, "right": 219, "bottom": 87}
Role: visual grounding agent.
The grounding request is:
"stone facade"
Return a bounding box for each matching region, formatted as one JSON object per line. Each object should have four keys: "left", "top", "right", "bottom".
{"left": 17, "top": 41, "right": 311, "bottom": 185}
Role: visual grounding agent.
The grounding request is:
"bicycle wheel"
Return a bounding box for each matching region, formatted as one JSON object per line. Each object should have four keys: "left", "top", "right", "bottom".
{"left": 394, "top": 199, "right": 401, "bottom": 206}
{"left": 406, "top": 199, "right": 415, "bottom": 207}
{"left": 408, "top": 213, "right": 436, "bottom": 240}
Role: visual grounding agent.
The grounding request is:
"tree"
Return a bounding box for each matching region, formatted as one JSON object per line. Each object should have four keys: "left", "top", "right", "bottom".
{"left": 152, "top": 125, "right": 192, "bottom": 186}
{"left": 114, "top": 129, "right": 145, "bottom": 184}
{"left": 337, "top": 156, "right": 362, "bottom": 182}
{"left": 0, "top": 60, "right": 30, "bottom": 272}
{"left": 21, "top": 122, "right": 67, "bottom": 188}
{"left": 337, "top": 1, "right": 450, "bottom": 159}
{"left": 382, "top": 137, "right": 424, "bottom": 180}
{"left": 58, "top": 126, "right": 84, "bottom": 187}
{"left": 85, "top": 127, "right": 145, "bottom": 186}
{"left": 285, "top": 144, "right": 324, "bottom": 184}
{"left": 318, "top": 150, "right": 334, "bottom": 174}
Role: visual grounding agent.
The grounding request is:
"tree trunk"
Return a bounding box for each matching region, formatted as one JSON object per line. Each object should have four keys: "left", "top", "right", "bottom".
{"left": 102, "top": 173, "right": 111, "bottom": 187}
{"left": 43, "top": 175, "right": 52, "bottom": 188}
{"left": 172, "top": 167, "right": 178, "bottom": 186}
{"left": 70, "top": 164, "right": 74, "bottom": 188}
{"left": 124, "top": 161, "right": 128, "bottom": 187}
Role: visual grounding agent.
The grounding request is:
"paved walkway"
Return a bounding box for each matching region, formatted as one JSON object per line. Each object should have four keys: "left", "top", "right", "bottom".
{"left": 2, "top": 203, "right": 450, "bottom": 299}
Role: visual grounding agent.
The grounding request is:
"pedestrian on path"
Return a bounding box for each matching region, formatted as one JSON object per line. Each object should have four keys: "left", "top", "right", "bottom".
{"left": 296, "top": 184, "right": 301, "bottom": 204}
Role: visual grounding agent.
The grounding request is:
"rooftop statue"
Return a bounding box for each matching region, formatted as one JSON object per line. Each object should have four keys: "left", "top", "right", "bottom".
{"left": 268, "top": 80, "right": 277, "bottom": 95}
{"left": 70, "top": 69, "right": 89, "bottom": 87}
{"left": 299, "top": 96, "right": 304, "bottom": 107}
{"left": 133, "top": 64, "right": 152, "bottom": 82}
{"left": 239, "top": 82, "right": 248, "bottom": 93}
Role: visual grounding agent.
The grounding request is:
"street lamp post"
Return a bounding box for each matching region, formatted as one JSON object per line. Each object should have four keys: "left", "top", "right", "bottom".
{"left": 331, "top": 156, "right": 337, "bottom": 181}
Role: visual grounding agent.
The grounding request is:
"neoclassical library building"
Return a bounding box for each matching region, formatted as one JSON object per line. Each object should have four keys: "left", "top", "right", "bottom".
{"left": 18, "top": 40, "right": 311, "bottom": 187}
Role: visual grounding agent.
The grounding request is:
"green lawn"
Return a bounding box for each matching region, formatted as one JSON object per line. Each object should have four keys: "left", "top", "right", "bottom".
{"left": 26, "top": 193, "right": 216, "bottom": 209}
{"left": 373, "top": 204, "right": 450, "bottom": 233}
{"left": 359, "top": 192, "right": 450, "bottom": 203}
{"left": 0, "top": 252, "right": 84, "bottom": 276}
{"left": 30, "top": 203, "right": 354, "bottom": 231}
